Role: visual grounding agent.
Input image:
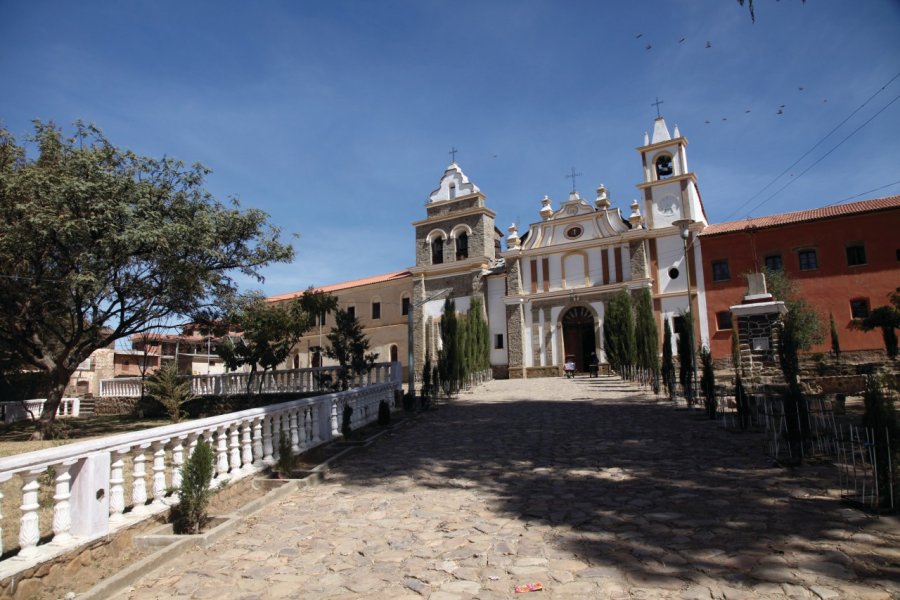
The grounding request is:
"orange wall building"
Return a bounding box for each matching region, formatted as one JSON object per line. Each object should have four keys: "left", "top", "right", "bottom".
{"left": 699, "top": 196, "right": 900, "bottom": 359}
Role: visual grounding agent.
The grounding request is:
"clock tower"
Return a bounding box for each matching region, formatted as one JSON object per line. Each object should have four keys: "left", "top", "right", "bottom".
{"left": 635, "top": 115, "right": 710, "bottom": 352}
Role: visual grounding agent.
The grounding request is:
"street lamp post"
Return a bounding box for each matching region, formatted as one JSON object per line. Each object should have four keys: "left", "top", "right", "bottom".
{"left": 673, "top": 218, "right": 698, "bottom": 404}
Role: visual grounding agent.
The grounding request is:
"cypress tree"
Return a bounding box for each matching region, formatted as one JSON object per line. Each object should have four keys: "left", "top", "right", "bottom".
{"left": 634, "top": 288, "right": 660, "bottom": 389}
{"left": 676, "top": 310, "right": 695, "bottom": 405}
{"left": 439, "top": 298, "right": 460, "bottom": 394}
{"left": 829, "top": 312, "right": 841, "bottom": 360}
{"left": 662, "top": 320, "right": 676, "bottom": 400}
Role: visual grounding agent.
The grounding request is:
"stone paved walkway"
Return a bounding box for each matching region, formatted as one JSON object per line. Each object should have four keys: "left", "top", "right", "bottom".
{"left": 114, "top": 376, "right": 899, "bottom": 599}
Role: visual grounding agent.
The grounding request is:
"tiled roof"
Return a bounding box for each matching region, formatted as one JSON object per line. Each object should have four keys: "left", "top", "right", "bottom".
{"left": 700, "top": 196, "right": 900, "bottom": 237}
{"left": 268, "top": 269, "right": 413, "bottom": 302}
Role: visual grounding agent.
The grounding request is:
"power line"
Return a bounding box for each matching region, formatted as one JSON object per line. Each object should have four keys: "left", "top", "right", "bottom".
{"left": 742, "top": 91, "right": 900, "bottom": 217}
{"left": 723, "top": 69, "right": 900, "bottom": 221}
{"left": 823, "top": 179, "right": 900, "bottom": 207}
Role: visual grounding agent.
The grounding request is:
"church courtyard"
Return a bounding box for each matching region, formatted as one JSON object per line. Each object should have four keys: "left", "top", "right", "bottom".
{"left": 110, "top": 376, "right": 899, "bottom": 600}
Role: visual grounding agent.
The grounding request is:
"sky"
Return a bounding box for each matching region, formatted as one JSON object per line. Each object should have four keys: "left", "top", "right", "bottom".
{"left": 2, "top": 0, "right": 899, "bottom": 298}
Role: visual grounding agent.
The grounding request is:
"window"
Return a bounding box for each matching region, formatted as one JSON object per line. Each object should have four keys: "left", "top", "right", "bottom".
{"left": 673, "top": 315, "right": 686, "bottom": 336}
{"left": 390, "top": 345, "right": 399, "bottom": 362}
{"left": 850, "top": 298, "right": 870, "bottom": 320}
{"left": 317, "top": 312, "right": 327, "bottom": 327}
{"left": 431, "top": 237, "right": 444, "bottom": 265}
{"left": 456, "top": 232, "right": 469, "bottom": 260}
{"left": 764, "top": 254, "right": 783, "bottom": 272}
{"left": 798, "top": 248, "right": 818, "bottom": 271}
{"left": 716, "top": 311, "right": 733, "bottom": 331}
{"left": 401, "top": 296, "right": 410, "bottom": 316}
{"left": 371, "top": 301, "right": 381, "bottom": 320}
{"left": 668, "top": 266, "right": 680, "bottom": 280}
{"left": 655, "top": 154, "right": 674, "bottom": 179}
{"left": 846, "top": 244, "right": 866, "bottom": 267}
{"left": 711, "top": 260, "right": 730, "bottom": 282}
{"left": 347, "top": 305, "right": 355, "bottom": 319}
{"left": 494, "top": 334, "right": 504, "bottom": 349}
{"left": 565, "top": 226, "right": 583, "bottom": 239}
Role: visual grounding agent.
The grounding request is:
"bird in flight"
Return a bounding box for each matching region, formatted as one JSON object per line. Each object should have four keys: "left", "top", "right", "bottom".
{"left": 678, "top": 37, "right": 686, "bottom": 43}
{"left": 705, "top": 41, "right": 712, "bottom": 48}
{"left": 636, "top": 33, "right": 643, "bottom": 39}
{"left": 646, "top": 44, "right": 652, "bottom": 50}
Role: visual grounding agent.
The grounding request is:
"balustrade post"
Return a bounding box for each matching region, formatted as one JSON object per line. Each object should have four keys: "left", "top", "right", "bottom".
{"left": 229, "top": 425, "right": 241, "bottom": 473}
{"left": 151, "top": 442, "right": 167, "bottom": 508}
{"left": 16, "top": 470, "right": 42, "bottom": 559}
{"left": 109, "top": 449, "right": 127, "bottom": 523}
{"left": 241, "top": 420, "right": 254, "bottom": 471}
{"left": 170, "top": 436, "right": 186, "bottom": 502}
{"left": 280, "top": 413, "right": 291, "bottom": 454}
{"left": 131, "top": 446, "right": 149, "bottom": 515}
{"left": 215, "top": 426, "right": 230, "bottom": 480}
{"left": 289, "top": 410, "right": 300, "bottom": 453}
{"left": 311, "top": 405, "right": 322, "bottom": 445}
{"left": 50, "top": 463, "right": 74, "bottom": 545}
{"left": 252, "top": 417, "right": 265, "bottom": 468}
{"left": 262, "top": 415, "right": 274, "bottom": 465}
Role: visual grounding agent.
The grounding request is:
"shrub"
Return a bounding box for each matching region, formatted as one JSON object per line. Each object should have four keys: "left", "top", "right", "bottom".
{"left": 145, "top": 362, "right": 194, "bottom": 423}
{"left": 341, "top": 404, "right": 353, "bottom": 439}
{"left": 172, "top": 438, "right": 215, "bottom": 534}
{"left": 378, "top": 399, "right": 391, "bottom": 426}
{"left": 699, "top": 345, "right": 716, "bottom": 419}
{"left": 276, "top": 433, "right": 295, "bottom": 477}
{"left": 861, "top": 374, "right": 899, "bottom": 509}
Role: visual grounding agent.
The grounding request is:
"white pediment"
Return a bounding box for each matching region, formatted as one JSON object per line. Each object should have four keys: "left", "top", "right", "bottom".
{"left": 428, "top": 163, "right": 481, "bottom": 203}
{"left": 521, "top": 202, "right": 630, "bottom": 251}
{"left": 548, "top": 192, "right": 597, "bottom": 219}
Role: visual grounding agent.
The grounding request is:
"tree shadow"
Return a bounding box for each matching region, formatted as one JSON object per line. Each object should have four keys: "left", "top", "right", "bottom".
{"left": 323, "top": 383, "right": 900, "bottom": 591}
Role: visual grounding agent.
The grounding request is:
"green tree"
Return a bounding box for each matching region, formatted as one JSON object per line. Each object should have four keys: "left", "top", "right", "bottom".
{"left": 634, "top": 288, "right": 660, "bottom": 390}
{"left": 221, "top": 290, "right": 336, "bottom": 393}
{"left": 859, "top": 293, "right": 900, "bottom": 359}
{"left": 325, "top": 307, "right": 377, "bottom": 390}
{"left": 145, "top": 362, "right": 194, "bottom": 422}
{"left": 0, "top": 121, "right": 293, "bottom": 439}
{"left": 699, "top": 345, "right": 716, "bottom": 419}
{"left": 605, "top": 291, "right": 635, "bottom": 379}
{"left": 830, "top": 312, "right": 841, "bottom": 360}
{"left": 172, "top": 438, "right": 216, "bottom": 534}
{"left": 438, "top": 298, "right": 461, "bottom": 395}
{"left": 662, "top": 319, "right": 676, "bottom": 400}
{"left": 676, "top": 310, "right": 695, "bottom": 404}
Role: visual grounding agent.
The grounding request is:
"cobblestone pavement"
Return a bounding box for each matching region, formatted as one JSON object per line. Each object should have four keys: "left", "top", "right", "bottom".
{"left": 114, "top": 376, "right": 900, "bottom": 599}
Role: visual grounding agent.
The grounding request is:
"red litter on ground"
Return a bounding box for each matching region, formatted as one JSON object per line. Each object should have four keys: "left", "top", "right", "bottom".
{"left": 514, "top": 582, "right": 543, "bottom": 593}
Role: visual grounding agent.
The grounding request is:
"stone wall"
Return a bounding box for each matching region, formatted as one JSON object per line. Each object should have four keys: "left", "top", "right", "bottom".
{"left": 629, "top": 239, "right": 649, "bottom": 280}
{"left": 414, "top": 213, "right": 494, "bottom": 266}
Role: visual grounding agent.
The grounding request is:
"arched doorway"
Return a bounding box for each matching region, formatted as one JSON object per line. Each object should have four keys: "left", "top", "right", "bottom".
{"left": 562, "top": 306, "right": 596, "bottom": 373}
{"left": 390, "top": 345, "right": 399, "bottom": 363}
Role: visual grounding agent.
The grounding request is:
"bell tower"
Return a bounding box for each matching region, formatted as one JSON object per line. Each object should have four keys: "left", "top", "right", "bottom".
{"left": 636, "top": 117, "right": 706, "bottom": 230}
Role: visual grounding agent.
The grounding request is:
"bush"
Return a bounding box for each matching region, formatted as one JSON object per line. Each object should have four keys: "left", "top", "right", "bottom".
{"left": 172, "top": 438, "right": 215, "bottom": 534}
{"left": 861, "top": 374, "right": 899, "bottom": 509}
{"left": 275, "top": 433, "right": 295, "bottom": 477}
{"left": 378, "top": 399, "right": 391, "bottom": 426}
{"left": 341, "top": 404, "right": 353, "bottom": 439}
{"left": 145, "top": 362, "right": 194, "bottom": 422}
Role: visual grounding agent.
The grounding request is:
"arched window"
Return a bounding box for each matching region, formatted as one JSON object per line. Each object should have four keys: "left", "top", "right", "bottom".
{"left": 655, "top": 154, "right": 674, "bottom": 180}
{"left": 456, "top": 232, "right": 469, "bottom": 260}
{"left": 432, "top": 236, "right": 444, "bottom": 264}
{"left": 390, "top": 345, "right": 399, "bottom": 362}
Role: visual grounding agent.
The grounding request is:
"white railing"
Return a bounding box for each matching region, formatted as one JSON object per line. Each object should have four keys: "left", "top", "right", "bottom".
{"left": 99, "top": 362, "right": 401, "bottom": 398}
{"left": 0, "top": 398, "right": 80, "bottom": 424}
{"left": 0, "top": 379, "right": 400, "bottom": 578}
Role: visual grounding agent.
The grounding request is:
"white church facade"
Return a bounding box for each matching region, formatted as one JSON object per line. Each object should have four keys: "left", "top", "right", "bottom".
{"left": 279, "top": 115, "right": 712, "bottom": 381}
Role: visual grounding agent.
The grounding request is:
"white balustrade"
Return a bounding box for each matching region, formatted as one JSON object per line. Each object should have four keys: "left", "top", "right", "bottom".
{"left": 0, "top": 380, "right": 398, "bottom": 577}
{"left": 97, "top": 362, "right": 401, "bottom": 398}
{"left": 1, "top": 398, "right": 81, "bottom": 424}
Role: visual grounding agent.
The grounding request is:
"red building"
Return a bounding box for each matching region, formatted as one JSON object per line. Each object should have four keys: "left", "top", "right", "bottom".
{"left": 699, "top": 196, "right": 900, "bottom": 359}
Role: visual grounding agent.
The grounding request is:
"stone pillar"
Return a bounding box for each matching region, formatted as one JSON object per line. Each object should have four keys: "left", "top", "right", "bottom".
{"left": 730, "top": 273, "right": 787, "bottom": 387}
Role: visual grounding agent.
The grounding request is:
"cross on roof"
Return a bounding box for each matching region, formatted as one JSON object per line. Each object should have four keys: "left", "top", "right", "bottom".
{"left": 652, "top": 96, "right": 664, "bottom": 119}
{"left": 449, "top": 147, "right": 458, "bottom": 163}
{"left": 566, "top": 167, "right": 582, "bottom": 193}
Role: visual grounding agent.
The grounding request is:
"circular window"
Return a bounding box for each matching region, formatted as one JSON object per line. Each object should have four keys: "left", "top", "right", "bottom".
{"left": 668, "top": 267, "right": 680, "bottom": 280}
{"left": 565, "top": 226, "right": 583, "bottom": 239}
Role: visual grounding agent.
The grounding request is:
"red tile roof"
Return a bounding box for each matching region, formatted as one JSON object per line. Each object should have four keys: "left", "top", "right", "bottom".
{"left": 700, "top": 196, "right": 900, "bottom": 237}
{"left": 268, "top": 269, "right": 413, "bottom": 302}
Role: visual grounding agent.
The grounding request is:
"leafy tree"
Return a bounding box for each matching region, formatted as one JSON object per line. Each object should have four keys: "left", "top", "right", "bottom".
{"left": 145, "top": 362, "right": 194, "bottom": 422}
{"left": 662, "top": 319, "right": 676, "bottom": 400}
{"left": 0, "top": 121, "right": 293, "bottom": 438}
{"left": 859, "top": 293, "right": 900, "bottom": 359}
{"left": 220, "top": 290, "right": 336, "bottom": 393}
{"left": 325, "top": 307, "right": 377, "bottom": 390}
{"left": 634, "top": 288, "right": 660, "bottom": 390}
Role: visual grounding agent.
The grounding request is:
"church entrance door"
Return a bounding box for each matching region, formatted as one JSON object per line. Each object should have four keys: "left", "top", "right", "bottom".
{"left": 562, "top": 306, "right": 596, "bottom": 373}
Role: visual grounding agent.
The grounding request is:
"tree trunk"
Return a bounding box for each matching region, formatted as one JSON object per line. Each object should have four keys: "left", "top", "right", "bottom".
{"left": 31, "top": 367, "right": 72, "bottom": 440}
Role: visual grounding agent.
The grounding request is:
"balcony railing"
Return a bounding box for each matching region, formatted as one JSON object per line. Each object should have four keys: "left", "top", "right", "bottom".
{"left": 99, "top": 362, "right": 400, "bottom": 398}
{"left": 0, "top": 368, "right": 401, "bottom": 578}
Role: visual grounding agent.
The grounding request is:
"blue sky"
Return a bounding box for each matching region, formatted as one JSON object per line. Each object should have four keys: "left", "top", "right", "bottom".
{"left": 2, "top": 1, "right": 899, "bottom": 297}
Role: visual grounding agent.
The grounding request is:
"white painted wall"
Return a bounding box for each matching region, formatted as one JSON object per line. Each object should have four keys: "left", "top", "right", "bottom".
{"left": 657, "top": 235, "right": 688, "bottom": 295}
